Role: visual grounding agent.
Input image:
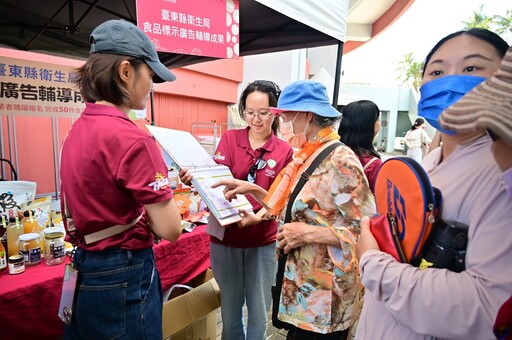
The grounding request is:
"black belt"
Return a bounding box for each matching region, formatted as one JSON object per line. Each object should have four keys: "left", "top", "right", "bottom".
{"left": 286, "top": 325, "right": 349, "bottom": 340}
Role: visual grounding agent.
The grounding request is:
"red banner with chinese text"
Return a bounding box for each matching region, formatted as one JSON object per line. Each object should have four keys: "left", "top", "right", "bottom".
{"left": 136, "top": 0, "right": 239, "bottom": 59}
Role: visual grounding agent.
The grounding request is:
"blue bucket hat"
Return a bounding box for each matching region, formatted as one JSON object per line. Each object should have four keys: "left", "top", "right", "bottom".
{"left": 270, "top": 80, "right": 340, "bottom": 118}
{"left": 90, "top": 20, "right": 176, "bottom": 83}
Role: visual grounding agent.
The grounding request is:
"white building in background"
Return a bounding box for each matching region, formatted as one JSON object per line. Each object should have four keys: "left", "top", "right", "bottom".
{"left": 238, "top": 46, "right": 425, "bottom": 154}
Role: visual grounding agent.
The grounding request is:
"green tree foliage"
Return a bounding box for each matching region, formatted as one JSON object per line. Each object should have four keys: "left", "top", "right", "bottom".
{"left": 396, "top": 4, "right": 511, "bottom": 91}
{"left": 492, "top": 9, "right": 512, "bottom": 35}
{"left": 463, "top": 5, "right": 493, "bottom": 30}
{"left": 396, "top": 52, "right": 423, "bottom": 92}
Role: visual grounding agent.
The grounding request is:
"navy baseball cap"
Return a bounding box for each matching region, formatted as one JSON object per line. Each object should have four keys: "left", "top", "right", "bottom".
{"left": 90, "top": 20, "right": 176, "bottom": 83}
{"left": 270, "top": 80, "right": 340, "bottom": 118}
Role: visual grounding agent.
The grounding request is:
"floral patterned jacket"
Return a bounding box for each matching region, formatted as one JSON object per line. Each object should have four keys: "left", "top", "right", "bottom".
{"left": 277, "top": 143, "right": 376, "bottom": 334}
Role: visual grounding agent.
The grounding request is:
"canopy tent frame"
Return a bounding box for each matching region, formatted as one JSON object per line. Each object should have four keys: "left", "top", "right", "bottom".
{"left": 0, "top": 0, "right": 348, "bottom": 72}
{"left": 0, "top": 0, "right": 351, "bottom": 196}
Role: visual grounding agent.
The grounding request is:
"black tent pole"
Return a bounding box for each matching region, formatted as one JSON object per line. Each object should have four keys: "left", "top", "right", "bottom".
{"left": 332, "top": 41, "right": 344, "bottom": 108}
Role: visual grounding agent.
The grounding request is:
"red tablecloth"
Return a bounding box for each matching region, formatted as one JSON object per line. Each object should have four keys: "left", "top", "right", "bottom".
{"left": 0, "top": 224, "right": 210, "bottom": 340}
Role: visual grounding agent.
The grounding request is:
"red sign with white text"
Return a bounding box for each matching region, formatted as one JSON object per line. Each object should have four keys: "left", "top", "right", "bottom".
{"left": 136, "top": 0, "right": 239, "bottom": 59}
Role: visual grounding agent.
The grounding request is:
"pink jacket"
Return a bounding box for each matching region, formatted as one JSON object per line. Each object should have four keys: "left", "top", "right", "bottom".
{"left": 356, "top": 135, "right": 512, "bottom": 340}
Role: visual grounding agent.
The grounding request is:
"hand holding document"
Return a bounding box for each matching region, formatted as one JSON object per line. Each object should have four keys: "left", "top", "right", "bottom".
{"left": 211, "top": 177, "right": 269, "bottom": 206}
{"left": 146, "top": 125, "right": 253, "bottom": 226}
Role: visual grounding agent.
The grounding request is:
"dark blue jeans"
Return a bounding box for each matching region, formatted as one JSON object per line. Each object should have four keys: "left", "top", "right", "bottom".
{"left": 64, "top": 248, "right": 162, "bottom": 340}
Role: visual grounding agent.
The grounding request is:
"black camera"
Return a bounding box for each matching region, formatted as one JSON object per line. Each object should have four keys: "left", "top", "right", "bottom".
{"left": 419, "top": 220, "right": 468, "bottom": 272}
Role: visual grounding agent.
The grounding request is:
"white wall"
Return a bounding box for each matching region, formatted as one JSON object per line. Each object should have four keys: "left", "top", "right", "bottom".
{"left": 307, "top": 45, "right": 338, "bottom": 77}
{"left": 239, "top": 49, "right": 307, "bottom": 98}
{"left": 239, "top": 48, "right": 424, "bottom": 154}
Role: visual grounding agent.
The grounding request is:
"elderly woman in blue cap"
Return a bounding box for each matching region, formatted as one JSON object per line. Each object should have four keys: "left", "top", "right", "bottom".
{"left": 214, "top": 80, "right": 376, "bottom": 339}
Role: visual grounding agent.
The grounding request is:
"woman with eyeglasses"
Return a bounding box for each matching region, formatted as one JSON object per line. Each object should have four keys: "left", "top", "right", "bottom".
{"left": 212, "top": 80, "right": 376, "bottom": 340}
{"left": 181, "top": 80, "right": 293, "bottom": 340}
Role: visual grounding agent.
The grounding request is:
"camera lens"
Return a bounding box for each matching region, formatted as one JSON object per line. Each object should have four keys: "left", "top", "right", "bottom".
{"left": 420, "top": 220, "right": 468, "bottom": 272}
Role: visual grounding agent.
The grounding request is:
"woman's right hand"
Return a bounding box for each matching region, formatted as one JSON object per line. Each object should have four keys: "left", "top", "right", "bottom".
{"left": 179, "top": 168, "right": 193, "bottom": 186}
{"left": 211, "top": 178, "right": 259, "bottom": 201}
{"left": 356, "top": 216, "right": 379, "bottom": 261}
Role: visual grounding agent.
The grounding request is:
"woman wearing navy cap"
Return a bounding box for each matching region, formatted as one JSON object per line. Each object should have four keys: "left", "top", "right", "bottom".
{"left": 60, "top": 20, "right": 182, "bottom": 339}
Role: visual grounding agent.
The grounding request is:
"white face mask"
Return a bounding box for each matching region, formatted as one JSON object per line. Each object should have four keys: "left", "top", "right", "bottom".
{"left": 280, "top": 112, "right": 309, "bottom": 149}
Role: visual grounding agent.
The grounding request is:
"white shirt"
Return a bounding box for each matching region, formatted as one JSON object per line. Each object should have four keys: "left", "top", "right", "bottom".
{"left": 405, "top": 128, "right": 432, "bottom": 149}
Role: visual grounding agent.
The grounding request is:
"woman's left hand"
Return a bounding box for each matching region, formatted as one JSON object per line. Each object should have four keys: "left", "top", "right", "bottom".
{"left": 236, "top": 210, "right": 258, "bottom": 228}
{"left": 179, "top": 168, "right": 193, "bottom": 186}
{"left": 356, "top": 216, "right": 379, "bottom": 261}
{"left": 276, "top": 222, "right": 311, "bottom": 254}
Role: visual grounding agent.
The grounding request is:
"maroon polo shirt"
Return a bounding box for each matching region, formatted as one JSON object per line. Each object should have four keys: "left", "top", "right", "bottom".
{"left": 211, "top": 127, "right": 293, "bottom": 248}
{"left": 60, "top": 103, "right": 173, "bottom": 251}
{"left": 358, "top": 153, "right": 383, "bottom": 194}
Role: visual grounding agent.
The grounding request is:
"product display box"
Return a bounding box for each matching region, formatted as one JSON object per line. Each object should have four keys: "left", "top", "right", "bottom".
{"left": 162, "top": 269, "right": 221, "bottom": 340}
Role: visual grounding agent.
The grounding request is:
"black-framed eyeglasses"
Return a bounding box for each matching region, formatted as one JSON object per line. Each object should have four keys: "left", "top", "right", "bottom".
{"left": 247, "top": 158, "right": 267, "bottom": 183}
{"left": 243, "top": 111, "right": 273, "bottom": 120}
{"left": 486, "top": 129, "right": 499, "bottom": 142}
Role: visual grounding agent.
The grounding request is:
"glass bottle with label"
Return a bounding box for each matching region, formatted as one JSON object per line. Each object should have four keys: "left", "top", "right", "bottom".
{"left": 22, "top": 210, "right": 39, "bottom": 234}
{"left": 6, "top": 217, "right": 23, "bottom": 257}
{"left": 18, "top": 232, "right": 41, "bottom": 266}
{"left": 0, "top": 239, "right": 6, "bottom": 271}
{"left": 0, "top": 215, "right": 7, "bottom": 259}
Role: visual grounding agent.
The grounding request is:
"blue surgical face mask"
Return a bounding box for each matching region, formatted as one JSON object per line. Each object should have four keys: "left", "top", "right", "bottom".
{"left": 418, "top": 75, "right": 486, "bottom": 134}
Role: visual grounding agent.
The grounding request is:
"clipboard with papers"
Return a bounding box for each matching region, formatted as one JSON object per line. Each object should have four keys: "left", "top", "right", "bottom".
{"left": 146, "top": 125, "right": 253, "bottom": 226}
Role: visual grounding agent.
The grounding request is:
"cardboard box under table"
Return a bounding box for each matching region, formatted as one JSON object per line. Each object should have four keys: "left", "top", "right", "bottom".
{"left": 162, "top": 269, "right": 221, "bottom": 340}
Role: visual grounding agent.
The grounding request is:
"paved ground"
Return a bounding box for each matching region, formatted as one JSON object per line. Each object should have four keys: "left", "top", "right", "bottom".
{"left": 382, "top": 150, "right": 406, "bottom": 161}
{"left": 216, "top": 309, "right": 287, "bottom": 339}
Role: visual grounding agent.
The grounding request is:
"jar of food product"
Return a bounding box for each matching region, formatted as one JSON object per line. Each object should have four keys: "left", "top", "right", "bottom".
{"left": 8, "top": 254, "right": 25, "bottom": 274}
{"left": 18, "top": 233, "right": 41, "bottom": 266}
{"left": 43, "top": 227, "right": 65, "bottom": 266}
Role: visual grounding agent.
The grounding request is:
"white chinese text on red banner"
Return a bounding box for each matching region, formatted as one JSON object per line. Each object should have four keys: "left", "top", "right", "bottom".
{"left": 136, "top": 0, "right": 239, "bottom": 59}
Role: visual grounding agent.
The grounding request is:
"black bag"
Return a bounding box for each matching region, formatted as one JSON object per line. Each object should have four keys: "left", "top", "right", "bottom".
{"left": 271, "top": 142, "right": 341, "bottom": 330}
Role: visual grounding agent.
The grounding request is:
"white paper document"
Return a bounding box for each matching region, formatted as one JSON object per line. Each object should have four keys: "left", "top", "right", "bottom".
{"left": 146, "top": 125, "right": 253, "bottom": 226}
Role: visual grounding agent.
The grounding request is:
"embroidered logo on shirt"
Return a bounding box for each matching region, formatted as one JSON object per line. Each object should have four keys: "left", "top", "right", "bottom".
{"left": 267, "top": 159, "right": 277, "bottom": 169}
{"left": 213, "top": 152, "right": 225, "bottom": 161}
{"left": 148, "top": 172, "right": 170, "bottom": 191}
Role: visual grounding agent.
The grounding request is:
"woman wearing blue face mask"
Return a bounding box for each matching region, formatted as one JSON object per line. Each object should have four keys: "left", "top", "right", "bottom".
{"left": 355, "top": 28, "right": 511, "bottom": 340}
